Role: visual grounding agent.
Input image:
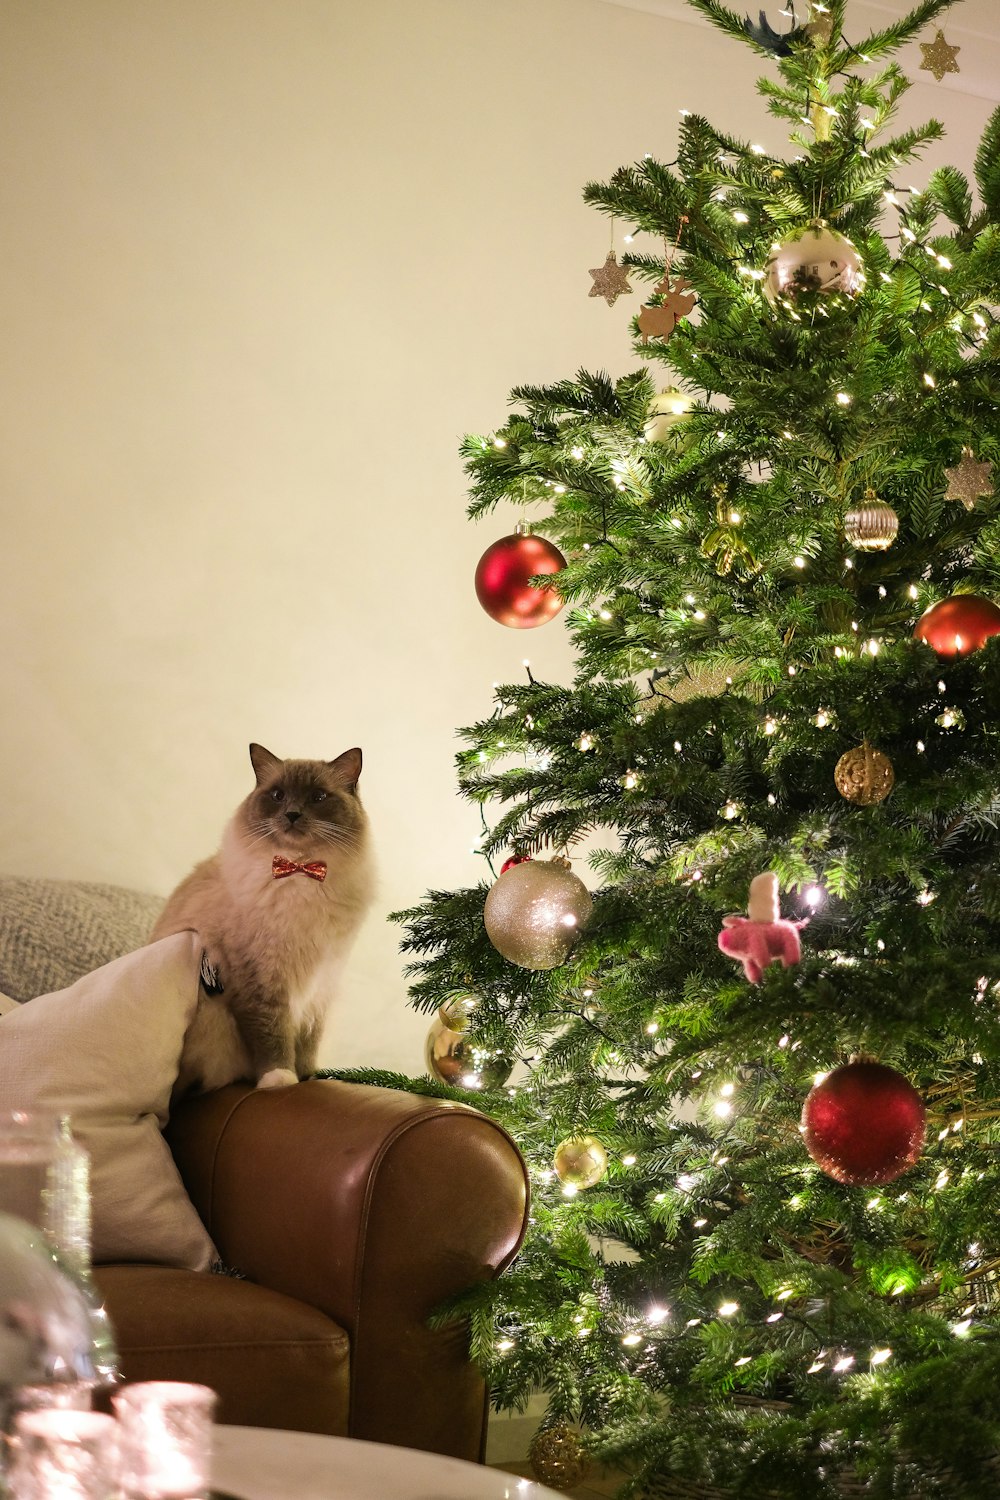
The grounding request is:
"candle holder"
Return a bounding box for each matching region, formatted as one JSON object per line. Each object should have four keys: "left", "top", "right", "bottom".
{"left": 8, "top": 1408, "right": 118, "bottom": 1500}
{"left": 113, "top": 1381, "right": 217, "bottom": 1500}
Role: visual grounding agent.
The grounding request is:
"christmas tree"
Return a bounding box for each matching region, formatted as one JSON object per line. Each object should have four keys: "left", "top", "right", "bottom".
{"left": 345, "top": 1, "right": 1000, "bottom": 1493}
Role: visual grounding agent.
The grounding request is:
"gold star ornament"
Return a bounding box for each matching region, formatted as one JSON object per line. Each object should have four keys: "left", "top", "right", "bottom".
{"left": 588, "top": 250, "right": 632, "bottom": 307}
{"left": 944, "top": 448, "right": 993, "bottom": 510}
{"left": 920, "top": 29, "right": 960, "bottom": 82}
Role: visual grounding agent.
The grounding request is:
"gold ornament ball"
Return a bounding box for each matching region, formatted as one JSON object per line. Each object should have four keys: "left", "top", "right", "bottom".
{"left": 844, "top": 496, "right": 899, "bottom": 551}
{"left": 483, "top": 857, "right": 592, "bottom": 971}
{"left": 553, "top": 1134, "right": 609, "bottom": 1190}
{"left": 643, "top": 388, "right": 692, "bottom": 444}
{"left": 764, "top": 220, "right": 863, "bottom": 307}
{"left": 424, "top": 1017, "right": 511, "bottom": 1091}
{"left": 528, "top": 1427, "right": 590, "bottom": 1492}
{"left": 834, "top": 743, "right": 895, "bottom": 806}
{"left": 437, "top": 993, "right": 478, "bottom": 1032}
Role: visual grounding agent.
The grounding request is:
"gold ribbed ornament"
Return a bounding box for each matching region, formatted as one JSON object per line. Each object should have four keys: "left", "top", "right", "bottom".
{"left": 528, "top": 1427, "right": 590, "bottom": 1491}
{"left": 844, "top": 490, "right": 899, "bottom": 551}
{"left": 483, "top": 857, "right": 592, "bottom": 971}
{"left": 834, "top": 741, "right": 895, "bottom": 806}
{"left": 553, "top": 1134, "right": 609, "bottom": 1189}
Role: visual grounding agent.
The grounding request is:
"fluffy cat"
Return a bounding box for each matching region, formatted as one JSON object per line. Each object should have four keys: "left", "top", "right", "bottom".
{"left": 151, "top": 742, "right": 375, "bottom": 1096}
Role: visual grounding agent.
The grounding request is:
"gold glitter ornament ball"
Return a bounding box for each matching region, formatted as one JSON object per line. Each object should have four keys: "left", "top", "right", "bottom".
{"left": 553, "top": 1134, "right": 609, "bottom": 1189}
{"left": 483, "top": 857, "right": 592, "bottom": 970}
{"left": 834, "top": 742, "right": 895, "bottom": 806}
{"left": 424, "top": 1017, "right": 511, "bottom": 1091}
{"left": 528, "top": 1427, "right": 590, "bottom": 1492}
{"left": 764, "top": 220, "right": 863, "bottom": 307}
{"left": 844, "top": 493, "right": 899, "bottom": 551}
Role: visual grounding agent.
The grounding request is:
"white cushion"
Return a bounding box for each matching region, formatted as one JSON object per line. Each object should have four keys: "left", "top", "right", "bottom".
{"left": 0, "top": 931, "right": 217, "bottom": 1271}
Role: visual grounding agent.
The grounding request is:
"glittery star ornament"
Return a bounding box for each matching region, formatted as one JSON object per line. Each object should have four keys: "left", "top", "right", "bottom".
{"left": 920, "top": 29, "right": 960, "bottom": 82}
{"left": 588, "top": 249, "right": 632, "bottom": 306}
{"left": 944, "top": 448, "right": 993, "bottom": 511}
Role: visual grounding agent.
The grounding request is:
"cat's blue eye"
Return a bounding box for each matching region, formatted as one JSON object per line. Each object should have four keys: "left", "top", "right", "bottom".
{"left": 312, "top": 790, "right": 328, "bottom": 804}
{"left": 270, "top": 787, "right": 284, "bottom": 802}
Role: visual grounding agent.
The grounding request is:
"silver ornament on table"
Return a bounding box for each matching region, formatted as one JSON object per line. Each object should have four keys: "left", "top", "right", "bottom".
{"left": 944, "top": 448, "right": 993, "bottom": 511}
{"left": 483, "top": 856, "right": 592, "bottom": 970}
{"left": 763, "top": 219, "right": 863, "bottom": 307}
{"left": 424, "top": 1016, "right": 511, "bottom": 1091}
{"left": 844, "top": 489, "right": 899, "bottom": 551}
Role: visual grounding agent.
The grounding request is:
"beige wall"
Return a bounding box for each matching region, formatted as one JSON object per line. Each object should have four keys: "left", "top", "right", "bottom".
{"left": 1, "top": 0, "right": 994, "bottom": 1073}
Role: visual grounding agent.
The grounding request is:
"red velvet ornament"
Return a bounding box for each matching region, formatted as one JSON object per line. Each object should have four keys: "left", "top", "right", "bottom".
{"left": 475, "top": 533, "right": 567, "bottom": 628}
{"left": 802, "top": 1061, "right": 925, "bottom": 1186}
{"left": 913, "top": 594, "right": 1000, "bottom": 658}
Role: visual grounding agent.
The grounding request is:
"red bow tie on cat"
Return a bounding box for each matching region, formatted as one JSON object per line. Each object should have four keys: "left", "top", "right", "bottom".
{"left": 271, "top": 855, "right": 327, "bottom": 882}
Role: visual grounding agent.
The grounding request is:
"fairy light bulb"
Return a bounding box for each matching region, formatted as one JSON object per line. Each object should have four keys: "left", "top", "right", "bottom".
{"left": 871, "top": 1348, "right": 892, "bottom": 1366}
{"left": 718, "top": 1302, "right": 739, "bottom": 1318}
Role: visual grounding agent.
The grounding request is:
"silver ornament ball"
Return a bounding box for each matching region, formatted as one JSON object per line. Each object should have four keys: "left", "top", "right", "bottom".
{"left": 764, "top": 220, "right": 863, "bottom": 307}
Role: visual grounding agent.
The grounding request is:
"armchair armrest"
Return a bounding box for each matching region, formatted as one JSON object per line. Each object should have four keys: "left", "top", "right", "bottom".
{"left": 165, "top": 1080, "right": 529, "bottom": 1460}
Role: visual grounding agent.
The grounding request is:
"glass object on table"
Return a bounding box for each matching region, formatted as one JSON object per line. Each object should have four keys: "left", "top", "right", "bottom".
{"left": 7, "top": 1408, "right": 118, "bottom": 1499}
{"left": 0, "top": 1113, "right": 117, "bottom": 1394}
{"left": 114, "top": 1382, "right": 218, "bottom": 1500}
{"left": 0, "top": 1211, "right": 109, "bottom": 1495}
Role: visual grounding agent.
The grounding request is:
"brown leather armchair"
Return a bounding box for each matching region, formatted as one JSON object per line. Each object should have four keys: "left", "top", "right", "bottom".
{"left": 93, "top": 1078, "right": 529, "bottom": 1461}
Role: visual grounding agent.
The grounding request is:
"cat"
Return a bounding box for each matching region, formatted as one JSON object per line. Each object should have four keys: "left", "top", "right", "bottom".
{"left": 150, "top": 742, "right": 375, "bottom": 1096}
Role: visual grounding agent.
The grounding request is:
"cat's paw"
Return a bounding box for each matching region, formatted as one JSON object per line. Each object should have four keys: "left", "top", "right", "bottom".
{"left": 256, "top": 1067, "right": 298, "bottom": 1090}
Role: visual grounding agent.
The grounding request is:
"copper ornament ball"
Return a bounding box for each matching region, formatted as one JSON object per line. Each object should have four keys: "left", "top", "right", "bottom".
{"left": 553, "top": 1134, "right": 609, "bottom": 1190}
{"left": 475, "top": 532, "right": 567, "bottom": 629}
{"left": 424, "top": 1017, "right": 511, "bottom": 1091}
{"left": 913, "top": 594, "right": 1000, "bottom": 658}
{"left": 834, "top": 743, "right": 894, "bottom": 806}
{"left": 483, "top": 857, "right": 592, "bottom": 970}
{"left": 802, "top": 1061, "right": 926, "bottom": 1185}
{"left": 763, "top": 220, "right": 863, "bottom": 307}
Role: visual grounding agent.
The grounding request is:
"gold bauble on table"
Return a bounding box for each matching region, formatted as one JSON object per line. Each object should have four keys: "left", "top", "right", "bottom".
{"left": 834, "top": 742, "right": 895, "bottom": 806}
{"left": 844, "top": 490, "right": 899, "bottom": 551}
{"left": 424, "top": 1017, "right": 511, "bottom": 1091}
{"left": 553, "top": 1134, "right": 609, "bottom": 1189}
{"left": 528, "top": 1426, "right": 590, "bottom": 1491}
{"left": 483, "top": 857, "right": 592, "bottom": 971}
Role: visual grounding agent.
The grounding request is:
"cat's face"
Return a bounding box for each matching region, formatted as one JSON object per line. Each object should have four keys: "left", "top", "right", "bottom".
{"left": 238, "top": 743, "right": 367, "bottom": 857}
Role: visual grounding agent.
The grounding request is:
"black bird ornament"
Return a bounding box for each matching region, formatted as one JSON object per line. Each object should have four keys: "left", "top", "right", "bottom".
{"left": 743, "top": 6, "right": 808, "bottom": 56}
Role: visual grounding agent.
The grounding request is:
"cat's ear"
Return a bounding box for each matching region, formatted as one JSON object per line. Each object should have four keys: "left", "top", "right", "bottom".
{"left": 249, "top": 743, "right": 283, "bottom": 784}
{"left": 329, "top": 747, "right": 362, "bottom": 790}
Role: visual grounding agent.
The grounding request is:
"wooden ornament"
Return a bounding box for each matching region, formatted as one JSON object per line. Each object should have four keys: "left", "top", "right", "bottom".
{"left": 834, "top": 742, "right": 894, "bottom": 806}
{"left": 637, "top": 273, "right": 696, "bottom": 345}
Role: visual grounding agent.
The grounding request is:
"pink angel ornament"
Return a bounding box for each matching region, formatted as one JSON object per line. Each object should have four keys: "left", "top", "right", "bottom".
{"left": 718, "top": 872, "right": 807, "bottom": 984}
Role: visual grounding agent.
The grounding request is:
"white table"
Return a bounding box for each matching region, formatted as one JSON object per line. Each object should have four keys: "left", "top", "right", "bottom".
{"left": 212, "top": 1426, "right": 565, "bottom": 1500}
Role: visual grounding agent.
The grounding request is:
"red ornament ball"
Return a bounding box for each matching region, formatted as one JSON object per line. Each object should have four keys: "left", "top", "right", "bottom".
{"left": 913, "top": 594, "right": 1000, "bottom": 658}
{"left": 500, "top": 854, "right": 532, "bottom": 874}
{"left": 802, "top": 1061, "right": 925, "bottom": 1186}
{"left": 475, "top": 533, "right": 567, "bottom": 629}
